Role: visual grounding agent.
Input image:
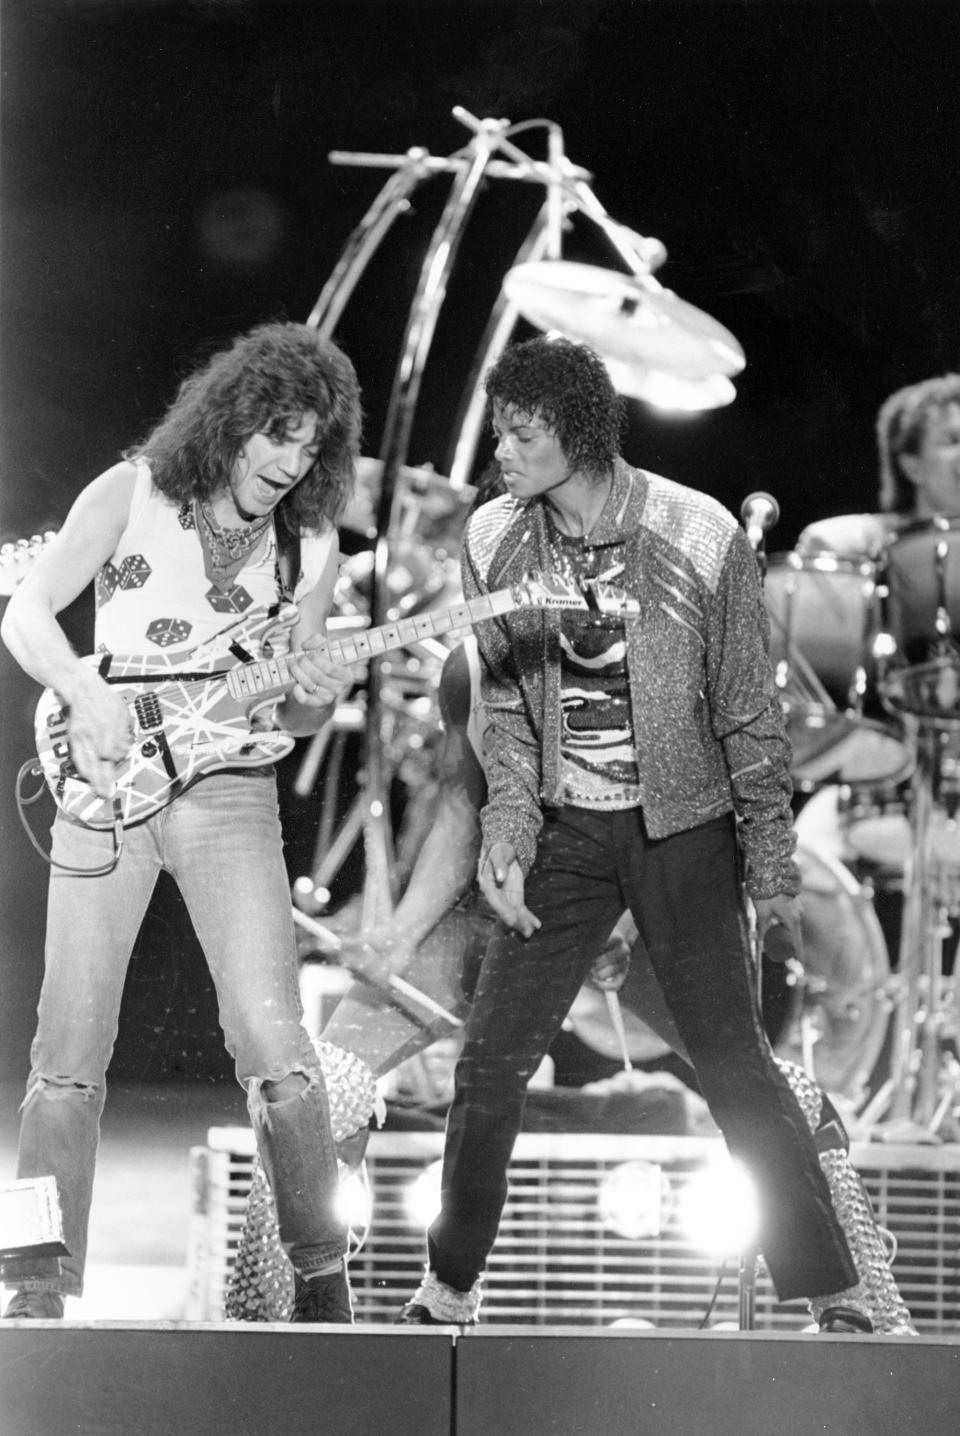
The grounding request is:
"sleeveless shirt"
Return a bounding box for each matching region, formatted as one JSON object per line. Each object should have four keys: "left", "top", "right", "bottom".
{"left": 94, "top": 459, "right": 336, "bottom": 658}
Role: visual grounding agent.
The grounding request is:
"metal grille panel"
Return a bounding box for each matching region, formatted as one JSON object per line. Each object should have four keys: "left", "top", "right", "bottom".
{"left": 186, "top": 1129, "right": 960, "bottom": 1332}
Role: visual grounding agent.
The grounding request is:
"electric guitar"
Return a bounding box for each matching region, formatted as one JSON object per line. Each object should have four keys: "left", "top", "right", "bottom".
{"left": 0, "top": 532, "right": 57, "bottom": 595}
{"left": 34, "top": 570, "right": 639, "bottom": 830}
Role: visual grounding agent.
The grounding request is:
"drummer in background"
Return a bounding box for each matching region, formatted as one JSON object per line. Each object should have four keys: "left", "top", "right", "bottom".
{"left": 791, "top": 376, "right": 960, "bottom": 1042}
{"left": 797, "top": 373, "right": 960, "bottom": 560}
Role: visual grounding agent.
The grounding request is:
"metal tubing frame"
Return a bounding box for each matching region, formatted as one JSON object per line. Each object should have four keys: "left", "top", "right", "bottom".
{"left": 302, "top": 109, "right": 667, "bottom": 923}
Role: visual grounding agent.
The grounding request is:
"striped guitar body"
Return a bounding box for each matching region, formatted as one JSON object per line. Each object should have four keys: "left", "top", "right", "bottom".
{"left": 34, "top": 571, "right": 639, "bottom": 830}
{"left": 35, "top": 605, "right": 300, "bottom": 830}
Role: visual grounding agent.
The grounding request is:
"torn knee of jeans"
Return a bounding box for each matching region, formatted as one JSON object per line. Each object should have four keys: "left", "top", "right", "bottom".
{"left": 248, "top": 1065, "right": 319, "bottom": 1107}
{"left": 22, "top": 1073, "right": 100, "bottom": 1108}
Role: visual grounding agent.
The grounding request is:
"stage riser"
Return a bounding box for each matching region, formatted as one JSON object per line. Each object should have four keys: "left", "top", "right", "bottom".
{"left": 1, "top": 1326, "right": 957, "bottom": 1436}
{"left": 191, "top": 1129, "right": 960, "bottom": 1331}
{"left": 0, "top": 1326, "right": 451, "bottom": 1436}
{"left": 459, "top": 1329, "right": 960, "bottom": 1436}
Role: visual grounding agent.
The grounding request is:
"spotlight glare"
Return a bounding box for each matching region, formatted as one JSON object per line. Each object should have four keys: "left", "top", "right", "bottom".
{"left": 679, "top": 1157, "right": 759, "bottom": 1257}
{"left": 598, "top": 1160, "right": 664, "bottom": 1240}
{"left": 336, "top": 1169, "right": 372, "bottom": 1232}
{"left": 405, "top": 1159, "right": 443, "bottom": 1228}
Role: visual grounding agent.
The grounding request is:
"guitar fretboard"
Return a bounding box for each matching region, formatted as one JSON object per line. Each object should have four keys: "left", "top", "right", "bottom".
{"left": 225, "top": 587, "right": 518, "bottom": 702}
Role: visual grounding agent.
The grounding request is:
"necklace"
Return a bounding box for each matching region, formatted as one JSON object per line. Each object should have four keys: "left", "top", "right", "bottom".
{"left": 197, "top": 499, "right": 272, "bottom": 590}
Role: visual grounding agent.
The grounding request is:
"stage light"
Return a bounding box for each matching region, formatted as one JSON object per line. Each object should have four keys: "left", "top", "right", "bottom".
{"left": 405, "top": 1159, "right": 443, "bottom": 1228}
{"left": 678, "top": 1156, "right": 759, "bottom": 1258}
{"left": 597, "top": 1160, "right": 665, "bottom": 1240}
{"left": 336, "top": 1167, "right": 373, "bottom": 1233}
{"left": 292, "top": 876, "right": 314, "bottom": 900}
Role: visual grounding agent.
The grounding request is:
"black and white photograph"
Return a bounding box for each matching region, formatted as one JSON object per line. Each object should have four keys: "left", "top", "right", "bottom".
{"left": 1, "top": 3, "right": 958, "bottom": 1432}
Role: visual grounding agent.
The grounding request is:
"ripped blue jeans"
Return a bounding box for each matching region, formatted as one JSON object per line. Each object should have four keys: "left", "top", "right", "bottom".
{"left": 1, "top": 771, "right": 345, "bottom": 1297}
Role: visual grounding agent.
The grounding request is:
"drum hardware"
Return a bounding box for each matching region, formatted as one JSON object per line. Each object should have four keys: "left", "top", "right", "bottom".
{"left": 934, "top": 526, "right": 953, "bottom": 647}
{"left": 342, "top": 457, "right": 477, "bottom": 550}
{"left": 864, "top": 679, "right": 960, "bottom": 1139}
{"left": 569, "top": 846, "right": 891, "bottom": 1110}
{"left": 879, "top": 515, "right": 960, "bottom": 668}
{"left": 296, "top": 106, "right": 746, "bottom": 931}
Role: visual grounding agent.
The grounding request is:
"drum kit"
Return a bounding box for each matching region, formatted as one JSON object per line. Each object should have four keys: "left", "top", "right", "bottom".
{"left": 293, "top": 107, "right": 958, "bottom": 1138}
{"left": 781, "top": 516, "right": 960, "bottom": 1138}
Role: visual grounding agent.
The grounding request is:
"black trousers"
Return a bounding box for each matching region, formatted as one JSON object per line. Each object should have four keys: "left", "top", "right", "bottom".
{"left": 427, "top": 806, "right": 858, "bottom": 1303}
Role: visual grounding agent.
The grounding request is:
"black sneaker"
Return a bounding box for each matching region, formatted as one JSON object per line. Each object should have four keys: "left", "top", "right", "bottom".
{"left": 291, "top": 1268, "right": 353, "bottom": 1325}
{"left": 3, "top": 1290, "right": 65, "bottom": 1320}
{"left": 818, "top": 1304, "right": 874, "bottom": 1335}
{"left": 395, "top": 1301, "right": 451, "bottom": 1325}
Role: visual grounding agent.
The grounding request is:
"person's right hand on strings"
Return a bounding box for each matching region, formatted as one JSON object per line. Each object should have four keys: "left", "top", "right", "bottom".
{"left": 65, "top": 669, "right": 135, "bottom": 798}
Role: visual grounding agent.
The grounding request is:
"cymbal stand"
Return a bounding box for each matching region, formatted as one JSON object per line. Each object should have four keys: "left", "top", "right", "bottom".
{"left": 871, "top": 718, "right": 960, "bottom": 1138}
{"left": 301, "top": 107, "right": 669, "bottom": 925}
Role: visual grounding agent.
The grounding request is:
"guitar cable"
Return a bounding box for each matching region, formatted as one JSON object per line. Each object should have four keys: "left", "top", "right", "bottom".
{"left": 15, "top": 759, "right": 125, "bottom": 876}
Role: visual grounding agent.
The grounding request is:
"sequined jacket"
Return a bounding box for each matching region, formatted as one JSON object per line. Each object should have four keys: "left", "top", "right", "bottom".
{"left": 460, "top": 458, "right": 800, "bottom": 901}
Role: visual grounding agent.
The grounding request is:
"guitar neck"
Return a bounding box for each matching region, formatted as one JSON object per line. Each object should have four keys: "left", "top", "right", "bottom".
{"left": 225, "top": 586, "right": 519, "bottom": 703}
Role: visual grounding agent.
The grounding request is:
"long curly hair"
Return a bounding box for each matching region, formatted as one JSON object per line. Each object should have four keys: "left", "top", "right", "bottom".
{"left": 128, "top": 322, "right": 363, "bottom": 533}
{"left": 877, "top": 374, "right": 960, "bottom": 513}
{"left": 482, "top": 336, "right": 624, "bottom": 476}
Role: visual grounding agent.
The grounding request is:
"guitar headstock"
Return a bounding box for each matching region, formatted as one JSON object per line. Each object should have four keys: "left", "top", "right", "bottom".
{"left": 514, "top": 570, "right": 640, "bottom": 618}
{"left": 0, "top": 532, "right": 57, "bottom": 597}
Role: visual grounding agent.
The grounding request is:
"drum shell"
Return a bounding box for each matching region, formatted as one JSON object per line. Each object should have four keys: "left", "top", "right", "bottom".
{"left": 764, "top": 551, "right": 911, "bottom": 788}
{"left": 771, "top": 845, "right": 890, "bottom": 1103}
{"left": 882, "top": 519, "right": 960, "bottom": 665}
{"left": 764, "top": 551, "right": 880, "bottom": 711}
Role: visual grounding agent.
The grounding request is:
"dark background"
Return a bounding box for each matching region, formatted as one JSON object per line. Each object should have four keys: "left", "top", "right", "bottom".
{"left": 3, "top": 0, "right": 960, "bottom": 1082}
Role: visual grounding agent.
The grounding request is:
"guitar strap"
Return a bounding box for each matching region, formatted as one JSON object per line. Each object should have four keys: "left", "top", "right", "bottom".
{"left": 274, "top": 519, "right": 301, "bottom": 606}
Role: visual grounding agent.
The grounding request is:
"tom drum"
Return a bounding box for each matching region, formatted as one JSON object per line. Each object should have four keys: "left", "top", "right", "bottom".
{"left": 763, "top": 551, "right": 910, "bottom": 788}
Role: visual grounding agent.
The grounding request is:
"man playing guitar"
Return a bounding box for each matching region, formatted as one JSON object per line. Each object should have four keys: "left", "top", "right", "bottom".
{"left": 0, "top": 322, "right": 362, "bottom": 1323}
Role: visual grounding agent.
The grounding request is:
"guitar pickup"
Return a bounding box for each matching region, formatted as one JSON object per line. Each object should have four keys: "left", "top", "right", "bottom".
{"left": 134, "top": 693, "right": 162, "bottom": 730}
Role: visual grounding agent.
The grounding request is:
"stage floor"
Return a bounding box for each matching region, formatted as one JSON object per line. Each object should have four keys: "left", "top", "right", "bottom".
{"left": 3, "top": 1082, "right": 960, "bottom": 1436}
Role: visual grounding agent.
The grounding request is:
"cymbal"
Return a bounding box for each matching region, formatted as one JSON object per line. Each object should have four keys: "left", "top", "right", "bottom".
{"left": 603, "top": 358, "right": 736, "bottom": 411}
{"left": 503, "top": 260, "right": 745, "bottom": 381}
{"left": 342, "top": 458, "right": 476, "bottom": 538}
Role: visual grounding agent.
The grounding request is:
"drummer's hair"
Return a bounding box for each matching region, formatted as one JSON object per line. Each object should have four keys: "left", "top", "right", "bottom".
{"left": 877, "top": 373, "right": 960, "bottom": 513}
{"left": 483, "top": 336, "right": 624, "bottom": 476}
{"left": 127, "top": 321, "right": 363, "bottom": 534}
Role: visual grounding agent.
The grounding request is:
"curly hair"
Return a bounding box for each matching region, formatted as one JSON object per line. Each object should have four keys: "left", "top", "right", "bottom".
{"left": 482, "top": 336, "right": 624, "bottom": 476}
{"left": 877, "top": 374, "right": 960, "bottom": 513}
{"left": 128, "top": 322, "right": 363, "bottom": 533}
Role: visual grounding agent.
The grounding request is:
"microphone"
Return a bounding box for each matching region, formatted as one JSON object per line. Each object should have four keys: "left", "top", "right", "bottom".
{"left": 740, "top": 492, "right": 780, "bottom": 550}
{"left": 762, "top": 922, "right": 797, "bottom": 965}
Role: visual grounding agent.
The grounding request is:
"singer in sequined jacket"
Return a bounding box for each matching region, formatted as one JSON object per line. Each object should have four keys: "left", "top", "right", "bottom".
{"left": 461, "top": 456, "right": 800, "bottom": 901}
{"left": 395, "top": 336, "right": 868, "bottom": 1332}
